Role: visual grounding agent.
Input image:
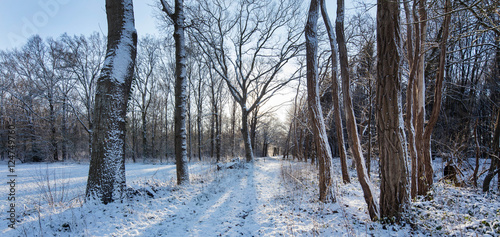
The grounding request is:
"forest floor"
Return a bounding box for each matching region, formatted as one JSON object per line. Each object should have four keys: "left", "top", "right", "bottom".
{"left": 1, "top": 156, "right": 499, "bottom": 236}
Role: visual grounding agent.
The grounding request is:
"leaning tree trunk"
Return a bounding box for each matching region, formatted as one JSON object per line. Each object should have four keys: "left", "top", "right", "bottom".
{"left": 337, "top": 0, "right": 378, "bottom": 220}
{"left": 161, "top": 0, "right": 190, "bottom": 184}
{"left": 376, "top": 0, "right": 409, "bottom": 221}
{"left": 320, "top": 0, "right": 350, "bottom": 184}
{"left": 305, "top": 0, "right": 335, "bottom": 203}
{"left": 86, "top": 0, "right": 137, "bottom": 204}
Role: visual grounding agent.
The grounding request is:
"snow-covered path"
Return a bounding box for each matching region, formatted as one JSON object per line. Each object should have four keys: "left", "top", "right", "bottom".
{"left": 149, "top": 157, "right": 283, "bottom": 236}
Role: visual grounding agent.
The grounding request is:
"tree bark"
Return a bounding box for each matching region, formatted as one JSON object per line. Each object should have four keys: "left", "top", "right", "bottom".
{"left": 403, "top": 0, "right": 419, "bottom": 199}
{"left": 376, "top": 0, "right": 408, "bottom": 221}
{"left": 421, "top": 0, "right": 451, "bottom": 193}
{"left": 414, "top": 0, "right": 431, "bottom": 196}
{"left": 473, "top": 119, "right": 480, "bottom": 187}
{"left": 231, "top": 100, "right": 237, "bottom": 158}
{"left": 161, "top": 0, "right": 190, "bottom": 184}
{"left": 337, "top": 0, "right": 378, "bottom": 219}
{"left": 305, "top": 0, "right": 335, "bottom": 203}
{"left": 142, "top": 108, "right": 148, "bottom": 160}
{"left": 86, "top": 0, "right": 137, "bottom": 204}
{"left": 320, "top": 0, "right": 350, "bottom": 184}
{"left": 241, "top": 108, "right": 255, "bottom": 162}
{"left": 197, "top": 69, "right": 203, "bottom": 161}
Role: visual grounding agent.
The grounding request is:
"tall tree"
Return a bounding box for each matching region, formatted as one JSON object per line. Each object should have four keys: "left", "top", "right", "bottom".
{"left": 402, "top": 0, "right": 419, "bottom": 199}
{"left": 376, "top": 0, "right": 409, "bottom": 221}
{"left": 161, "top": 0, "right": 190, "bottom": 184}
{"left": 420, "top": 0, "right": 451, "bottom": 193}
{"left": 86, "top": 0, "right": 137, "bottom": 203}
{"left": 337, "top": 0, "right": 379, "bottom": 220}
{"left": 412, "top": 0, "right": 430, "bottom": 196}
{"left": 305, "top": 0, "right": 334, "bottom": 202}
{"left": 319, "top": 0, "right": 350, "bottom": 184}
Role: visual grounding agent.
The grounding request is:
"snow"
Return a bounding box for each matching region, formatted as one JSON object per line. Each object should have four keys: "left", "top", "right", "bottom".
{"left": 103, "top": 0, "right": 136, "bottom": 84}
{"left": 1, "top": 157, "right": 499, "bottom": 236}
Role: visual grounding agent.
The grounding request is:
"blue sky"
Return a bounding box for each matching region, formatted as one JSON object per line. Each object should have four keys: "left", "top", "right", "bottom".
{"left": 0, "top": 0, "right": 366, "bottom": 51}
{"left": 0, "top": 0, "right": 161, "bottom": 50}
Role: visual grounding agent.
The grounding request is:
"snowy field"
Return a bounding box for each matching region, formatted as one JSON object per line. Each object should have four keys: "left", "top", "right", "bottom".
{"left": 1, "top": 157, "right": 499, "bottom": 236}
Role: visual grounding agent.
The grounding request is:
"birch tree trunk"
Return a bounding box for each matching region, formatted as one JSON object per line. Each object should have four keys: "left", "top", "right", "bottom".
{"left": 86, "top": 0, "right": 137, "bottom": 204}
{"left": 305, "top": 0, "right": 334, "bottom": 203}
{"left": 376, "top": 0, "right": 409, "bottom": 221}
{"left": 337, "top": 0, "right": 378, "bottom": 220}
{"left": 320, "top": 0, "right": 350, "bottom": 184}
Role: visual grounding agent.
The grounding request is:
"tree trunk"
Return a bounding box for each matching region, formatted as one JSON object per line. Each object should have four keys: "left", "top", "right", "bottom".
{"left": 421, "top": 0, "right": 451, "bottom": 193}
{"left": 473, "top": 120, "right": 480, "bottom": 187}
{"left": 250, "top": 108, "right": 259, "bottom": 156}
{"left": 241, "top": 107, "right": 254, "bottom": 162}
{"left": 131, "top": 107, "right": 137, "bottom": 163}
{"left": 216, "top": 102, "right": 222, "bottom": 161}
{"left": 305, "top": 0, "right": 334, "bottom": 203}
{"left": 197, "top": 75, "right": 202, "bottom": 161}
{"left": 337, "top": 0, "right": 378, "bottom": 219}
{"left": 171, "top": 0, "right": 190, "bottom": 184}
{"left": 187, "top": 85, "right": 192, "bottom": 162}
{"left": 86, "top": 0, "right": 137, "bottom": 204}
{"left": 377, "top": 0, "right": 409, "bottom": 222}
{"left": 62, "top": 95, "right": 68, "bottom": 161}
{"left": 142, "top": 109, "right": 148, "bottom": 161}
{"left": 152, "top": 110, "right": 158, "bottom": 159}
{"left": 231, "top": 100, "right": 237, "bottom": 157}
{"left": 164, "top": 91, "right": 169, "bottom": 163}
{"left": 209, "top": 68, "right": 216, "bottom": 160}
{"left": 414, "top": 0, "right": 431, "bottom": 196}
{"left": 320, "top": 0, "right": 350, "bottom": 184}
{"left": 483, "top": 108, "right": 500, "bottom": 192}
{"left": 403, "top": 0, "right": 419, "bottom": 199}
{"left": 367, "top": 80, "right": 373, "bottom": 176}
{"left": 88, "top": 98, "right": 94, "bottom": 161}
{"left": 49, "top": 98, "right": 58, "bottom": 161}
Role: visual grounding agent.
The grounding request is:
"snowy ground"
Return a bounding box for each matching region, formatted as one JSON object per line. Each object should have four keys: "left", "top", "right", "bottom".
{"left": 1, "top": 157, "right": 499, "bottom": 236}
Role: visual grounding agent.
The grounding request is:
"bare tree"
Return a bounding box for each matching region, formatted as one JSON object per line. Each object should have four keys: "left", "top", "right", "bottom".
{"left": 190, "top": 0, "right": 303, "bottom": 162}
{"left": 336, "top": 0, "right": 379, "bottom": 220}
{"left": 376, "top": 0, "right": 409, "bottom": 221}
{"left": 61, "top": 33, "right": 106, "bottom": 159}
{"left": 132, "top": 36, "right": 161, "bottom": 161}
{"left": 86, "top": 0, "right": 137, "bottom": 203}
{"left": 404, "top": 0, "right": 452, "bottom": 197}
{"left": 161, "top": 0, "right": 190, "bottom": 184}
{"left": 420, "top": 0, "right": 451, "bottom": 193}
{"left": 305, "top": 0, "right": 334, "bottom": 202}
{"left": 319, "top": 0, "right": 350, "bottom": 184}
